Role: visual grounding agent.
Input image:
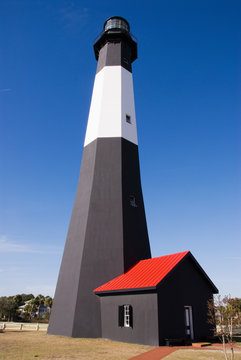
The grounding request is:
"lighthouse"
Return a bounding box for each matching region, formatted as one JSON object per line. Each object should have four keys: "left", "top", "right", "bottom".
{"left": 48, "top": 17, "right": 218, "bottom": 346}
{"left": 48, "top": 17, "right": 151, "bottom": 338}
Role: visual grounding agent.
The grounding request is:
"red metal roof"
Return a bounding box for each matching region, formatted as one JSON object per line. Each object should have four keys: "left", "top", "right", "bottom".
{"left": 94, "top": 251, "right": 189, "bottom": 293}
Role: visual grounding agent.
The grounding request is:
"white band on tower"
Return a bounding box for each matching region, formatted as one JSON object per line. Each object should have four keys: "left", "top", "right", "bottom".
{"left": 84, "top": 66, "right": 138, "bottom": 147}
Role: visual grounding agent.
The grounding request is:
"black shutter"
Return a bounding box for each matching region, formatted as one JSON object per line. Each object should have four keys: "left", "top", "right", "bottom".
{"left": 129, "top": 305, "right": 133, "bottom": 328}
{"left": 118, "top": 305, "right": 124, "bottom": 327}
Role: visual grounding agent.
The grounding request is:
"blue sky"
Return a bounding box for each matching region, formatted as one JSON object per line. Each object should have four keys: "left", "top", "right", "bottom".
{"left": 0, "top": 0, "right": 240, "bottom": 298}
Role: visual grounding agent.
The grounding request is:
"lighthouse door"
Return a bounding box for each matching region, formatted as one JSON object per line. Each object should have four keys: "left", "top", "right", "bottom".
{"left": 184, "top": 306, "right": 194, "bottom": 340}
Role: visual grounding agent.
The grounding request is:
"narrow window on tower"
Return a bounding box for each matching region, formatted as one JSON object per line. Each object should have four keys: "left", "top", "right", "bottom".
{"left": 129, "top": 195, "right": 137, "bottom": 207}
{"left": 118, "top": 305, "right": 133, "bottom": 328}
{"left": 126, "top": 114, "right": 131, "bottom": 124}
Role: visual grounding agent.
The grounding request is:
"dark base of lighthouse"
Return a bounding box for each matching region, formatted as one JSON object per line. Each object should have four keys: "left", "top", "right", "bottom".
{"left": 48, "top": 137, "right": 151, "bottom": 338}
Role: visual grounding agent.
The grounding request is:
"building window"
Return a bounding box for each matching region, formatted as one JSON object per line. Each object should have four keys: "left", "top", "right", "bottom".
{"left": 123, "top": 57, "right": 129, "bottom": 64}
{"left": 129, "top": 195, "right": 137, "bottom": 207}
{"left": 118, "top": 305, "right": 133, "bottom": 328}
{"left": 124, "top": 305, "right": 131, "bottom": 327}
{"left": 126, "top": 114, "right": 131, "bottom": 124}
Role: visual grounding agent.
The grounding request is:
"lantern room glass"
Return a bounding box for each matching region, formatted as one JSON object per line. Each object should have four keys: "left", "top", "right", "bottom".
{"left": 104, "top": 18, "right": 129, "bottom": 32}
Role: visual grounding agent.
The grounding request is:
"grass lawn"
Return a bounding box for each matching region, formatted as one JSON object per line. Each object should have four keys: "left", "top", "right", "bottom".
{"left": 1, "top": 331, "right": 241, "bottom": 360}
{"left": 165, "top": 349, "right": 241, "bottom": 360}
{"left": 0, "top": 330, "right": 153, "bottom": 360}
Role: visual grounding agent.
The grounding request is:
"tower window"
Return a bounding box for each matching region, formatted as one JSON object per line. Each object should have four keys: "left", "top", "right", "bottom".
{"left": 118, "top": 305, "right": 133, "bottom": 328}
{"left": 126, "top": 114, "right": 131, "bottom": 124}
{"left": 129, "top": 195, "right": 137, "bottom": 207}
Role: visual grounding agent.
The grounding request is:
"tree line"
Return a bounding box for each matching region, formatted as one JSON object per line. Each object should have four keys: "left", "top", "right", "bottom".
{"left": 0, "top": 294, "right": 53, "bottom": 322}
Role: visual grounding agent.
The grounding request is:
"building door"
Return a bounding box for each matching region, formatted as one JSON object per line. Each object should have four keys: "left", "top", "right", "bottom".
{"left": 184, "top": 306, "right": 194, "bottom": 340}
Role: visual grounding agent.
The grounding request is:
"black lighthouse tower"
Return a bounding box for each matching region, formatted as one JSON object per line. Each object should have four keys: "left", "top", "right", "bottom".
{"left": 48, "top": 17, "right": 151, "bottom": 338}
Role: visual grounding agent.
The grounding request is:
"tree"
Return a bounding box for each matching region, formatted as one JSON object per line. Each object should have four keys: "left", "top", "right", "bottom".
{"left": 20, "top": 294, "right": 34, "bottom": 303}
{"left": 208, "top": 295, "right": 241, "bottom": 360}
{"left": 13, "top": 294, "right": 23, "bottom": 307}
{"left": 0, "top": 296, "right": 18, "bottom": 321}
{"left": 34, "top": 295, "right": 45, "bottom": 319}
{"left": 43, "top": 296, "right": 53, "bottom": 320}
{"left": 44, "top": 296, "right": 53, "bottom": 310}
{"left": 228, "top": 298, "right": 241, "bottom": 327}
{"left": 0, "top": 297, "right": 8, "bottom": 319}
{"left": 24, "top": 299, "right": 37, "bottom": 319}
